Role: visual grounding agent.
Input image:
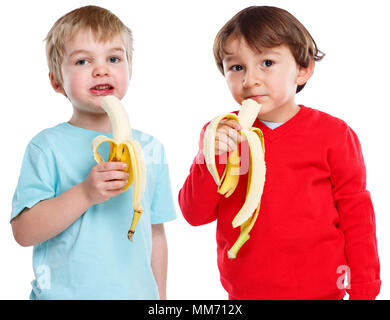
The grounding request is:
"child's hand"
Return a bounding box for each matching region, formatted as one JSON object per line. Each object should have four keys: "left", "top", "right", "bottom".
{"left": 81, "top": 162, "right": 129, "bottom": 206}
{"left": 214, "top": 119, "right": 242, "bottom": 155}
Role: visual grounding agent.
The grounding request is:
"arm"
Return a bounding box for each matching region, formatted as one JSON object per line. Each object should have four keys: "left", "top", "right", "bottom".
{"left": 179, "top": 122, "right": 238, "bottom": 226}
{"left": 178, "top": 156, "right": 222, "bottom": 226}
{"left": 151, "top": 223, "right": 168, "bottom": 300}
{"left": 11, "top": 161, "right": 129, "bottom": 247}
{"left": 12, "top": 183, "right": 90, "bottom": 247}
{"left": 329, "top": 125, "right": 381, "bottom": 300}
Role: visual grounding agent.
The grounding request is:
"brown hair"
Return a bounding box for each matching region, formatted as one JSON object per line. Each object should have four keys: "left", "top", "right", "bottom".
{"left": 213, "top": 6, "right": 324, "bottom": 93}
{"left": 45, "top": 5, "right": 133, "bottom": 86}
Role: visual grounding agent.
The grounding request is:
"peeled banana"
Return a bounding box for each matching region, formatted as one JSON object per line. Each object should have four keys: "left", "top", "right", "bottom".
{"left": 91, "top": 95, "right": 146, "bottom": 241}
{"left": 203, "top": 99, "right": 266, "bottom": 259}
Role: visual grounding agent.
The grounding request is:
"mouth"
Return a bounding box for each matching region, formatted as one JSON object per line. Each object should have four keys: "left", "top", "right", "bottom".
{"left": 90, "top": 84, "right": 115, "bottom": 95}
{"left": 246, "top": 95, "right": 265, "bottom": 103}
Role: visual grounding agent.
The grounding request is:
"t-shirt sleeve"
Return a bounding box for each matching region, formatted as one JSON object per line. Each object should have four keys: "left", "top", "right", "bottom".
{"left": 149, "top": 144, "right": 176, "bottom": 224}
{"left": 11, "top": 142, "right": 56, "bottom": 222}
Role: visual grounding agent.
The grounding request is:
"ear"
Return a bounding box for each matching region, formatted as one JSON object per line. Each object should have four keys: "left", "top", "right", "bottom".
{"left": 296, "top": 58, "right": 314, "bottom": 86}
{"left": 49, "top": 73, "right": 66, "bottom": 96}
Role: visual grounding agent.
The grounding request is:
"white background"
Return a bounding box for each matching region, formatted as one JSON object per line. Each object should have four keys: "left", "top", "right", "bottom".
{"left": 1, "top": 0, "right": 389, "bottom": 300}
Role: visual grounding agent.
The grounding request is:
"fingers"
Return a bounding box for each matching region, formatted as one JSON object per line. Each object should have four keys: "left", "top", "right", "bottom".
{"left": 218, "top": 125, "right": 243, "bottom": 143}
{"left": 105, "top": 180, "right": 129, "bottom": 191}
{"left": 92, "top": 162, "right": 129, "bottom": 192}
{"left": 215, "top": 131, "right": 238, "bottom": 154}
{"left": 84, "top": 161, "right": 131, "bottom": 205}
{"left": 95, "top": 161, "right": 127, "bottom": 172}
{"left": 214, "top": 120, "right": 243, "bottom": 155}
{"left": 100, "top": 170, "right": 129, "bottom": 182}
{"left": 219, "top": 118, "right": 242, "bottom": 132}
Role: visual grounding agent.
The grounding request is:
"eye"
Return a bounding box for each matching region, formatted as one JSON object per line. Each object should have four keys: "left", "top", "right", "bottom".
{"left": 262, "top": 59, "right": 274, "bottom": 67}
{"left": 76, "top": 59, "right": 88, "bottom": 65}
{"left": 109, "top": 57, "right": 121, "bottom": 63}
{"left": 230, "top": 65, "right": 243, "bottom": 72}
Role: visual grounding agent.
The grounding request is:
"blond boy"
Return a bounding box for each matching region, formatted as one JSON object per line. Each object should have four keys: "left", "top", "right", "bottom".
{"left": 11, "top": 6, "right": 176, "bottom": 299}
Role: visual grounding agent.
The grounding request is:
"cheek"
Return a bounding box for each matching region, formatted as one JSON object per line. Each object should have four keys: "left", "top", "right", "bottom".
{"left": 117, "top": 75, "right": 129, "bottom": 97}
{"left": 226, "top": 74, "right": 240, "bottom": 93}
{"left": 284, "top": 65, "right": 300, "bottom": 87}
{"left": 115, "top": 67, "right": 130, "bottom": 90}
{"left": 68, "top": 75, "right": 83, "bottom": 96}
{"left": 270, "top": 69, "right": 296, "bottom": 93}
{"left": 120, "top": 69, "right": 130, "bottom": 85}
{"left": 63, "top": 70, "right": 89, "bottom": 100}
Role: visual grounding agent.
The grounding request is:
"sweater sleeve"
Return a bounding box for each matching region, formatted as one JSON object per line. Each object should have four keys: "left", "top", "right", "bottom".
{"left": 328, "top": 124, "right": 381, "bottom": 300}
{"left": 178, "top": 123, "right": 226, "bottom": 226}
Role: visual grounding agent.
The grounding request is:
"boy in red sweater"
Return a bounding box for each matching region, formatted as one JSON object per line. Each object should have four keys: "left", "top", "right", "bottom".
{"left": 178, "top": 6, "right": 381, "bottom": 300}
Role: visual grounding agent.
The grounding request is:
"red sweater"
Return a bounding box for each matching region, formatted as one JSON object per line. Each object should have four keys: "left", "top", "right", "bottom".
{"left": 179, "top": 105, "right": 381, "bottom": 300}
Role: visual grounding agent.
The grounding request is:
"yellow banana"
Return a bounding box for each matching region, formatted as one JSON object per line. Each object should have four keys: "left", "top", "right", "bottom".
{"left": 203, "top": 99, "right": 266, "bottom": 259}
{"left": 91, "top": 95, "right": 146, "bottom": 242}
{"left": 217, "top": 147, "right": 240, "bottom": 197}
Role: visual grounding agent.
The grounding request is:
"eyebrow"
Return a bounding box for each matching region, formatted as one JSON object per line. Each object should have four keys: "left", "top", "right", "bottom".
{"left": 223, "top": 55, "right": 236, "bottom": 63}
{"left": 261, "top": 49, "right": 282, "bottom": 56}
{"left": 109, "top": 47, "right": 126, "bottom": 54}
{"left": 68, "top": 47, "right": 125, "bottom": 59}
{"left": 68, "top": 49, "right": 90, "bottom": 59}
{"left": 223, "top": 49, "right": 281, "bottom": 62}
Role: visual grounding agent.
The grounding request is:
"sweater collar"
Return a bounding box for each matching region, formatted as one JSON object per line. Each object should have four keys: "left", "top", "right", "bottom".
{"left": 253, "top": 105, "right": 310, "bottom": 142}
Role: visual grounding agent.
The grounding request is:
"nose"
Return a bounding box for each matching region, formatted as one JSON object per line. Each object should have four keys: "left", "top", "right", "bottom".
{"left": 92, "top": 61, "right": 110, "bottom": 78}
{"left": 243, "top": 67, "right": 261, "bottom": 88}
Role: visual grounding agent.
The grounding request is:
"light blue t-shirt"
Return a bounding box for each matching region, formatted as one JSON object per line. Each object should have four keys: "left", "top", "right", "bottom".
{"left": 11, "top": 123, "right": 176, "bottom": 300}
{"left": 260, "top": 120, "right": 284, "bottom": 130}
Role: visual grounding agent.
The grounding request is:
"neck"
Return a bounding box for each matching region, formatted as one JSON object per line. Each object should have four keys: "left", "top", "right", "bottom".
{"left": 258, "top": 102, "right": 300, "bottom": 123}
{"left": 68, "top": 108, "right": 112, "bottom": 133}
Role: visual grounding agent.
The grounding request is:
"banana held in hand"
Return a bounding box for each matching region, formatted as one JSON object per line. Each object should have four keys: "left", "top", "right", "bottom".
{"left": 91, "top": 95, "right": 146, "bottom": 242}
{"left": 203, "top": 99, "right": 266, "bottom": 259}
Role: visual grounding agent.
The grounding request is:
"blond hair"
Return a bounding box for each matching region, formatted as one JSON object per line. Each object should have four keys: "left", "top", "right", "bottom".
{"left": 45, "top": 5, "right": 133, "bottom": 85}
{"left": 213, "top": 6, "right": 324, "bottom": 93}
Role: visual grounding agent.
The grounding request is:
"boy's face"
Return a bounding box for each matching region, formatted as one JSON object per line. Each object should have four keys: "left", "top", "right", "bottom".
{"left": 222, "top": 37, "right": 312, "bottom": 122}
{"left": 55, "top": 29, "right": 130, "bottom": 113}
